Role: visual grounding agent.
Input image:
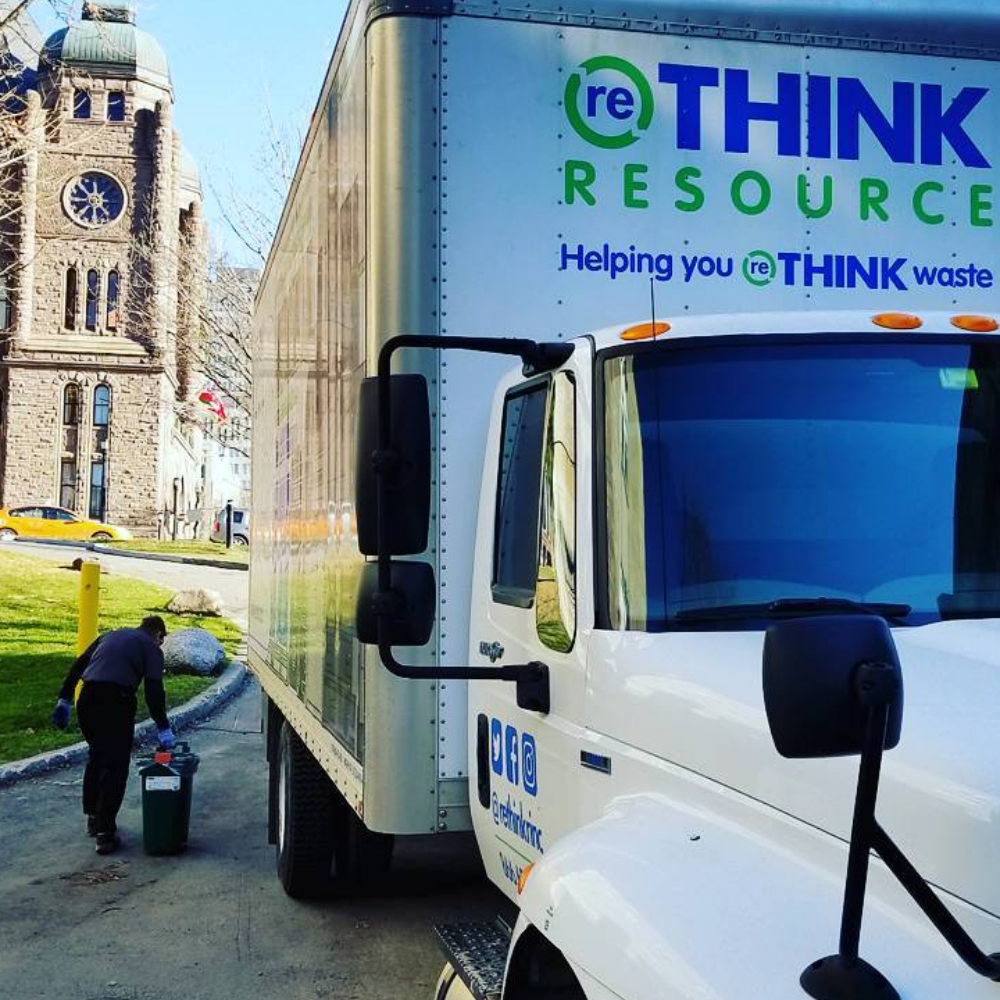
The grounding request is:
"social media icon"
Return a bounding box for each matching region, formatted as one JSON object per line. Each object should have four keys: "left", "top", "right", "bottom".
{"left": 490, "top": 719, "right": 503, "bottom": 775}
{"left": 505, "top": 725, "right": 519, "bottom": 785}
{"left": 522, "top": 732, "right": 538, "bottom": 796}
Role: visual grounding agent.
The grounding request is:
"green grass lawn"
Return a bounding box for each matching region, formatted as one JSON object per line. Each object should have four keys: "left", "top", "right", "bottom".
{"left": 100, "top": 539, "right": 249, "bottom": 566}
{"left": 0, "top": 551, "right": 244, "bottom": 765}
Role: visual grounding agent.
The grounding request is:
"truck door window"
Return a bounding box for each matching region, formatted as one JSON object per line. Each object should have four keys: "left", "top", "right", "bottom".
{"left": 536, "top": 373, "right": 576, "bottom": 652}
{"left": 493, "top": 383, "right": 547, "bottom": 607}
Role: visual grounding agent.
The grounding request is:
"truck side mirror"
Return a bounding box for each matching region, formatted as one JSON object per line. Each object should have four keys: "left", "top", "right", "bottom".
{"left": 355, "top": 561, "right": 435, "bottom": 647}
{"left": 762, "top": 615, "right": 903, "bottom": 759}
{"left": 355, "top": 374, "right": 431, "bottom": 556}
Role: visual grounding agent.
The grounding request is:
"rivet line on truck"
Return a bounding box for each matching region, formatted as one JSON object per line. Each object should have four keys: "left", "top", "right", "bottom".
{"left": 250, "top": 1, "right": 1000, "bottom": 997}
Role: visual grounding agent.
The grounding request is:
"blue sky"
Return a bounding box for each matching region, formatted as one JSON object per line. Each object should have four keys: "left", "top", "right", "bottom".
{"left": 36, "top": 0, "right": 347, "bottom": 263}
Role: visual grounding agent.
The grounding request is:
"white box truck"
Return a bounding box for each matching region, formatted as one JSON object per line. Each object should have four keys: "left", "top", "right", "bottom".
{"left": 250, "top": 0, "right": 1000, "bottom": 996}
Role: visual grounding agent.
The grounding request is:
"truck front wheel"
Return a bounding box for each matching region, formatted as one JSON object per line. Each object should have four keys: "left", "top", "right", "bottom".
{"left": 276, "top": 721, "right": 336, "bottom": 898}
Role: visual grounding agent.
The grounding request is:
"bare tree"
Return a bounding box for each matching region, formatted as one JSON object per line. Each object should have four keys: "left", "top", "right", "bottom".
{"left": 208, "top": 98, "right": 300, "bottom": 267}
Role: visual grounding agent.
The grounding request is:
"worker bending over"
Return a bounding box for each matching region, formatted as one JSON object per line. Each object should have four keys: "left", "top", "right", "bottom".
{"left": 52, "top": 616, "right": 175, "bottom": 855}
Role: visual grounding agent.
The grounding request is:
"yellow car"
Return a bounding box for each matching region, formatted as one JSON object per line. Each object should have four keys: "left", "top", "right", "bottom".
{"left": 0, "top": 505, "right": 133, "bottom": 542}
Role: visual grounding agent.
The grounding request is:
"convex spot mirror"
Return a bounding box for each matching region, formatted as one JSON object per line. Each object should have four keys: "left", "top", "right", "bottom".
{"left": 355, "top": 561, "right": 435, "bottom": 647}
{"left": 763, "top": 615, "right": 903, "bottom": 759}
{"left": 355, "top": 374, "right": 431, "bottom": 556}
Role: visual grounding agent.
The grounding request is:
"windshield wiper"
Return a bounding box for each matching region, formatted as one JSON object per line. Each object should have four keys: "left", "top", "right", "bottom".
{"left": 673, "top": 597, "right": 912, "bottom": 625}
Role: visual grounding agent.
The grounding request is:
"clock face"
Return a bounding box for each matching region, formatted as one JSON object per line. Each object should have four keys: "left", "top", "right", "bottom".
{"left": 63, "top": 171, "right": 126, "bottom": 228}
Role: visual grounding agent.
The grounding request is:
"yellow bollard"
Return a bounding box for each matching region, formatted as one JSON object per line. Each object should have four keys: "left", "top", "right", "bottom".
{"left": 75, "top": 560, "right": 101, "bottom": 702}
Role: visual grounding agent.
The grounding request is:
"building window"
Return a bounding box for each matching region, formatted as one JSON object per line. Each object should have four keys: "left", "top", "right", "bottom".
{"left": 89, "top": 459, "right": 106, "bottom": 521}
{"left": 89, "top": 384, "right": 111, "bottom": 521}
{"left": 0, "top": 277, "right": 11, "bottom": 331}
{"left": 106, "top": 269, "right": 120, "bottom": 331}
{"left": 73, "top": 89, "right": 91, "bottom": 119}
{"left": 62, "top": 382, "right": 82, "bottom": 427}
{"left": 107, "top": 91, "right": 126, "bottom": 122}
{"left": 64, "top": 268, "right": 78, "bottom": 329}
{"left": 60, "top": 458, "right": 77, "bottom": 510}
{"left": 61, "top": 383, "right": 82, "bottom": 510}
{"left": 93, "top": 381, "right": 110, "bottom": 451}
{"left": 93, "top": 383, "right": 111, "bottom": 438}
{"left": 85, "top": 268, "right": 99, "bottom": 331}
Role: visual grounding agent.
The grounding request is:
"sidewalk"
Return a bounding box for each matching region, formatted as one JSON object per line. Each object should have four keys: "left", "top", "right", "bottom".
{"left": 12, "top": 537, "right": 248, "bottom": 571}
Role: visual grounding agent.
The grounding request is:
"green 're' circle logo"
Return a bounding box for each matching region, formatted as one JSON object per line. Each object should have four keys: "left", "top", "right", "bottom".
{"left": 743, "top": 250, "right": 777, "bottom": 287}
{"left": 565, "top": 56, "right": 654, "bottom": 150}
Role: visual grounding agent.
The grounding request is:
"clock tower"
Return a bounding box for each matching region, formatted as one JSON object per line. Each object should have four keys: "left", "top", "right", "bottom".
{"left": 0, "top": 1, "right": 206, "bottom": 532}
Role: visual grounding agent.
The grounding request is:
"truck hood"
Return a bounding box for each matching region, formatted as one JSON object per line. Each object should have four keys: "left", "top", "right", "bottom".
{"left": 587, "top": 618, "right": 1000, "bottom": 917}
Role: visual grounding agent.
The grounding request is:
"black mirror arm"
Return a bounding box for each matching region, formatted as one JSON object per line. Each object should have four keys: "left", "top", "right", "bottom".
{"left": 376, "top": 632, "right": 550, "bottom": 715}
{"left": 870, "top": 822, "right": 1000, "bottom": 981}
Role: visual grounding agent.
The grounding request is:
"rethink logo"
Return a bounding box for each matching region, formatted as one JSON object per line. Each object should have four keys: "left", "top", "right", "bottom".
{"left": 561, "top": 57, "right": 995, "bottom": 227}
{"left": 564, "top": 56, "right": 654, "bottom": 149}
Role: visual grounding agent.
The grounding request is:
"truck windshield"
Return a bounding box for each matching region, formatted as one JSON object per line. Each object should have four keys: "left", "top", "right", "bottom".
{"left": 601, "top": 337, "right": 1000, "bottom": 630}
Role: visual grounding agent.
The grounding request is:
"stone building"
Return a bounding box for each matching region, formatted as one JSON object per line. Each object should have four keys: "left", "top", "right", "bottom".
{"left": 0, "top": 1, "right": 206, "bottom": 532}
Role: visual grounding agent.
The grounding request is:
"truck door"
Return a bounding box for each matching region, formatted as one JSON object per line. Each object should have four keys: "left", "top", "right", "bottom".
{"left": 469, "top": 365, "right": 588, "bottom": 899}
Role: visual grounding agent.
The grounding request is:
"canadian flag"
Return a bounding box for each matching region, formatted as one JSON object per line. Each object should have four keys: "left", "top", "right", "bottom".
{"left": 198, "top": 388, "right": 227, "bottom": 422}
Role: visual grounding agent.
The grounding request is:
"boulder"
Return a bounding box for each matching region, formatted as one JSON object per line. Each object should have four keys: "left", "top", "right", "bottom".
{"left": 162, "top": 627, "right": 226, "bottom": 676}
{"left": 166, "top": 588, "right": 224, "bottom": 616}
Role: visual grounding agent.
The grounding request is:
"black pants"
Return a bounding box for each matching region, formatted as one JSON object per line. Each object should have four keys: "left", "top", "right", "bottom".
{"left": 77, "top": 682, "right": 137, "bottom": 835}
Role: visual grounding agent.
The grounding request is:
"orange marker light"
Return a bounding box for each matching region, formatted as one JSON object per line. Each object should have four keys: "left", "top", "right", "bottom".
{"left": 517, "top": 862, "right": 535, "bottom": 896}
{"left": 620, "top": 321, "right": 671, "bottom": 341}
{"left": 951, "top": 314, "right": 999, "bottom": 333}
{"left": 872, "top": 312, "right": 923, "bottom": 331}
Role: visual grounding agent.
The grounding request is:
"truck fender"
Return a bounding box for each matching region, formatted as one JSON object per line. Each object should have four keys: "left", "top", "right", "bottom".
{"left": 507, "top": 792, "right": 976, "bottom": 1000}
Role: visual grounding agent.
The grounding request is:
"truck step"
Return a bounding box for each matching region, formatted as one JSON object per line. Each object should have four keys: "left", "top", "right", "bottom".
{"left": 435, "top": 920, "right": 512, "bottom": 1000}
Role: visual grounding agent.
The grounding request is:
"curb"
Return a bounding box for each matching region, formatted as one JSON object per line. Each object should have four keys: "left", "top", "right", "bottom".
{"left": 11, "top": 538, "right": 249, "bottom": 572}
{"left": 0, "top": 660, "right": 249, "bottom": 790}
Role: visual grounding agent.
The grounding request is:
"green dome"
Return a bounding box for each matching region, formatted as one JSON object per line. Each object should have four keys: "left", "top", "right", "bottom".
{"left": 40, "top": 3, "right": 170, "bottom": 90}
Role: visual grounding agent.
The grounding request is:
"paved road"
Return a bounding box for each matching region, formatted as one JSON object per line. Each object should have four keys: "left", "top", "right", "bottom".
{"left": 8, "top": 539, "right": 250, "bottom": 627}
{"left": 0, "top": 681, "right": 499, "bottom": 1000}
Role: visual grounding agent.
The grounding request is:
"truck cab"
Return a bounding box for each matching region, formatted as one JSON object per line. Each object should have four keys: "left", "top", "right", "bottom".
{"left": 364, "top": 311, "right": 1000, "bottom": 999}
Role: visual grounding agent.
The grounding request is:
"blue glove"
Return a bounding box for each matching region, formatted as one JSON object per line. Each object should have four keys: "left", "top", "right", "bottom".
{"left": 157, "top": 727, "right": 176, "bottom": 750}
{"left": 52, "top": 699, "right": 72, "bottom": 730}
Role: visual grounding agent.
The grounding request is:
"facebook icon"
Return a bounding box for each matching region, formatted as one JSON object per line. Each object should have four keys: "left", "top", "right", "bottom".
{"left": 505, "top": 725, "right": 519, "bottom": 785}
{"left": 490, "top": 718, "right": 503, "bottom": 776}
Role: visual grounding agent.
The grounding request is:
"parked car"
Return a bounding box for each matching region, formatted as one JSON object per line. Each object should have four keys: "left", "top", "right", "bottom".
{"left": 210, "top": 507, "right": 249, "bottom": 546}
{"left": 0, "top": 505, "right": 133, "bottom": 542}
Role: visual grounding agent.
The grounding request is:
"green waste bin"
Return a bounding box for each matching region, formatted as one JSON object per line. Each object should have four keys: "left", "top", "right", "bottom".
{"left": 137, "top": 742, "right": 200, "bottom": 855}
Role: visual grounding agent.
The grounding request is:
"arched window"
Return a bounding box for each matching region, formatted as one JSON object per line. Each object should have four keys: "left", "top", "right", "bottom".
{"left": 93, "top": 383, "right": 111, "bottom": 428}
{"left": 89, "top": 384, "right": 111, "bottom": 521}
{"left": 73, "top": 89, "right": 91, "bottom": 120}
{"left": 106, "top": 269, "right": 120, "bottom": 331}
{"left": 62, "top": 383, "right": 82, "bottom": 426}
{"left": 85, "top": 268, "right": 99, "bottom": 331}
{"left": 60, "top": 383, "right": 82, "bottom": 510}
{"left": 107, "top": 91, "right": 126, "bottom": 122}
{"left": 64, "top": 267, "right": 78, "bottom": 330}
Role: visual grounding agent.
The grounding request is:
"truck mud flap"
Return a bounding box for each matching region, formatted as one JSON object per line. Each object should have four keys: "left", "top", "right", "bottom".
{"left": 435, "top": 921, "right": 511, "bottom": 1000}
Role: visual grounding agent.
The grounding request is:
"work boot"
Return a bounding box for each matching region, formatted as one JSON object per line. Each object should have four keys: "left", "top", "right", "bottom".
{"left": 95, "top": 832, "right": 121, "bottom": 855}
{"left": 86, "top": 815, "right": 98, "bottom": 837}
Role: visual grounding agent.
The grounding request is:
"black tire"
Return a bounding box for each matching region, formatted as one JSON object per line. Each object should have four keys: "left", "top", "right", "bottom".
{"left": 92, "top": 532, "right": 112, "bottom": 541}
{"left": 233, "top": 535, "right": 249, "bottom": 546}
{"left": 276, "top": 722, "right": 336, "bottom": 899}
{"left": 0, "top": 528, "right": 17, "bottom": 542}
